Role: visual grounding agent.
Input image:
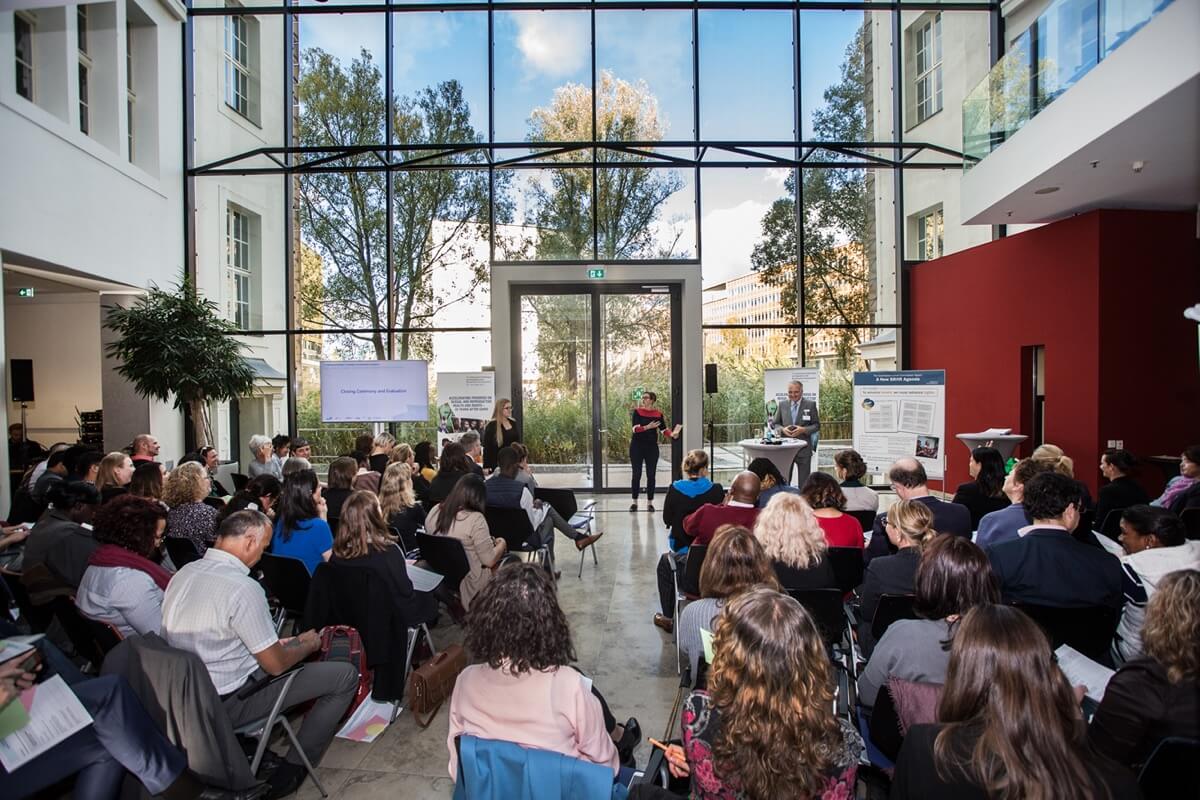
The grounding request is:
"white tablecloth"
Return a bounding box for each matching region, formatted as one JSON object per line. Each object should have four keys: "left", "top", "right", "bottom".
{"left": 739, "top": 438, "right": 808, "bottom": 484}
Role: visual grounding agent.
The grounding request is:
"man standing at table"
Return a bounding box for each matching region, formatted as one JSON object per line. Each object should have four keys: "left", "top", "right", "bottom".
{"left": 769, "top": 381, "right": 819, "bottom": 486}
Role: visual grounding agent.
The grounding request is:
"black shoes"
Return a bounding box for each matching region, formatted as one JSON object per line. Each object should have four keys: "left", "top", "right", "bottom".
{"left": 617, "top": 717, "right": 642, "bottom": 767}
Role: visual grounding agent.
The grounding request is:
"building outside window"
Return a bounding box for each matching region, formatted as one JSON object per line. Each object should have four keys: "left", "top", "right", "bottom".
{"left": 15, "top": 13, "right": 35, "bottom": 101}
{"left": 914, "top": 14, "right": 943, "bottom": 124}
{"left": 78, "top": 5, "right": 91, "bottom": 134}
{"left": 224, "top": 13, "right": 250, "bottom": 117}
{"left": 126, "top": 22, "right": 135, "bottom": 161}
{"left": 917, "top": 207, "right": 945, "bottom": 261}
{"left": 226, "top": 207, "right": 252, "bottom": 329}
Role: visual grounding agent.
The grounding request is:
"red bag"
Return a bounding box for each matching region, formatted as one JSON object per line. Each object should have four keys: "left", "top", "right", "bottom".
{"left": 318, "top": 625, "right": 373, "bottom": 721}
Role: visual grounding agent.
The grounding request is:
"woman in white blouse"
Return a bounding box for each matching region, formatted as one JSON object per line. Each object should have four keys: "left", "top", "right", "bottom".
{"left": 76, "top": 494, "right": 173, "bottom": 637}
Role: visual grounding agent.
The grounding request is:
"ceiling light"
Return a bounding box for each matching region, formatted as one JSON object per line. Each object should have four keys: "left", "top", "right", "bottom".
{"left": 1034, "top": 186, "right": 1060, "bottom": 195}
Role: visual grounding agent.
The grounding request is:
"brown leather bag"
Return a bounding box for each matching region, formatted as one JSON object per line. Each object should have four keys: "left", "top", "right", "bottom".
{"left": 406, "top": 643, "right": 467, "bottom": 728}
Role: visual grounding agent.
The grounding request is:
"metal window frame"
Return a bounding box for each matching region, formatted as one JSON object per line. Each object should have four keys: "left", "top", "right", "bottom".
{"left": 913, "top": 13, "right": 942, "bottom": 123}
{"left": 127, "top": 21, "right": 136, "bottom": 161}
{"left": 224, "top": 13, "right": 251, "bottom": 117}
{"left": 226, "top": 206, "right": 254, "bottom": 329}
{"left": 15, "top": 12, "right": 36, "bottom": 102}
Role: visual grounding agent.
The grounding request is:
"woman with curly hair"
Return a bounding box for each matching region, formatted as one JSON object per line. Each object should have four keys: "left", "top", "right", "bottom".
{"left": 162, "top": 461, "right": 219, "bottom": 555}
{"left": 891, "top": 604, "right": 1139, "bottom": 800}
{"left": 800, "top": 471, "right": 864, "bottom": 549}
{"left": 448, "top": 563, "right": 640, "bottom": 782}
{"left": 667, "top": 587, "right": 863, "bottom": 799}
{"left": 378, "top": 462, "right": 423, "bottom": 551}
{"left": 75, "top": 495, "right": 171, "bottom": 636}
{"left": 1088, "top": 568, "right": 1200, "bottom": 770}
{"left": 753, "top": 492, "right": 837, "bottom": 593}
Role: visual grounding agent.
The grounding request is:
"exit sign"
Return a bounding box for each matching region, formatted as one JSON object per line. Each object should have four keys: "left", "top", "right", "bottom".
{"left": 17, "top": 288, "right": 35, "bottom": 298}
{"left": 587, "top": 268, "right": 605, "bottom": 279}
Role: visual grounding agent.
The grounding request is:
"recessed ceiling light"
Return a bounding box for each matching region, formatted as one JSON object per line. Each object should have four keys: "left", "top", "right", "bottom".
{"left": 1034, "top": 186, "right": 1060, "bottom": 195}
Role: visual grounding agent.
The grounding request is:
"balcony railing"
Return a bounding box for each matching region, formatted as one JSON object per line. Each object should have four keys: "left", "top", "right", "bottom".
{"left": 963, "top": 0, "right": 1174, "bottom": 166}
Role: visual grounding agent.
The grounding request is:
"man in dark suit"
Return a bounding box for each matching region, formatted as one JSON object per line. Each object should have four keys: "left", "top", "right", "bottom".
{"left": 864, "top": 458, "right": 971, "bottom": 564}
{"left": 988, "top": 471, "right": 1123, "bottom": 609}
{"left": 769, "top": 381, "right": 819, "bottom": 486}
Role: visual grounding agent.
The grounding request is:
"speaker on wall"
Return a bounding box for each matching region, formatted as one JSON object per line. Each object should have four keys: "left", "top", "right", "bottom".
{"left": 11, "top": 359, "right": 34, "bottom": 403}
{"left": 704, "top": 363, "right": 718, "bottom": 394}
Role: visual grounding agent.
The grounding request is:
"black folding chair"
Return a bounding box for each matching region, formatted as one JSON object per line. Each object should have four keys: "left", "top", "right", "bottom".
{"left": 255, "top": 553, "right": 313, "bottom": 633}
{"left": 826, "top": 547, "right": 865, "bottom": 594}
{"left": 849, "top": 509, "right": 880, "bottom": 533}
{"left": 1182, "top": 508, "right": 1200, "bottom": 541}
{"left": 1097, "top": 508, "right": 1125, "bottom": 541}
{"left": 1015, "top": 603, "right": 1120, "bottom": 665}
{"left": 484, "top": 506, "right": 547, "bottom": 568}
{"left": 870, "top": 594, "right": 918, "bottom": 642}
{"left": 867, "top": 682, "right": 906, "bottom": 763}
{"left": 416, "top": 532, "right": 471, "bottom": 598}
{"left": 788, "top": 587, "right": 858, "bottom": 714}
{"left": 1138, "top": 737, "right": 1200, "bottom": 799}
{"left": 535, "top": 487, "right": 600, "bottom": 578}
{"left": 165, "top": 536, "right": 202, "bottom": 569}
{"left": 51, "top": 596, "right": 108, "bottom": 670}
{"left": 679, "top": 544, "right": 707, "bottom": 601}
{"left": 231, "top": 473, "right": 249, "bottom": 492}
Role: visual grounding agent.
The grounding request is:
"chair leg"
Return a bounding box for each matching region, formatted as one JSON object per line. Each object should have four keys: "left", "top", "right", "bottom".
{"left": 250, "top": 672, "right": 299, "bottom": 775}
{"left": 280, "top": 717, "right": 327, "bottom": 798}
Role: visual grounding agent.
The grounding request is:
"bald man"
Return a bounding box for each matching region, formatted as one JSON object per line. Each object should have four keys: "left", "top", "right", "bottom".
{"left": 863, "top": 457, "right": 972, "bottom": 564}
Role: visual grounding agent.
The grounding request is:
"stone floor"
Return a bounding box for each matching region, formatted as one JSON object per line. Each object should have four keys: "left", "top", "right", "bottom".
{"left": 297, "top": 495, "right": 682, "bottom": 799}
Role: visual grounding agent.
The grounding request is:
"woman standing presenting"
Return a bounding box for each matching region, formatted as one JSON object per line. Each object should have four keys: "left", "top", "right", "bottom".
{"left": 629, "top": 391, "right": 680, "bottom": 513}
{"left": 483, "top": 398, "right": 520, "bottom": 472}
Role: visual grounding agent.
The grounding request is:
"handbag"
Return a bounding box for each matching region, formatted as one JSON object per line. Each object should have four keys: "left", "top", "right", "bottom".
{"left": 407, "top": 643, "right": 467, "bottom": 728}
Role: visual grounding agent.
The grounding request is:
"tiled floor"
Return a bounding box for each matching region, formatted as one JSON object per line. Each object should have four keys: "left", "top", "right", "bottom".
{"left": 298, "top": 495, "right": 681, "bottom": 799}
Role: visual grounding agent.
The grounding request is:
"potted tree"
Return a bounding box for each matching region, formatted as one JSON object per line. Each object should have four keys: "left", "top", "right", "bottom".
{"left": 104, "top": 277, "right": 256, "bottom": 448}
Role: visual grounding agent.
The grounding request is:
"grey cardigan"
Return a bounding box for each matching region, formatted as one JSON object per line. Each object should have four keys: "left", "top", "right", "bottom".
{"left": 857, "top": 618, "right": 953, "bottom": 711}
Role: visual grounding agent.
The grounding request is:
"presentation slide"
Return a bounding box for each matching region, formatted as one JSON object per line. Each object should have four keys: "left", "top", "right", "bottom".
{"left": 320, "top": 360, "right": 429, "bottom": 423}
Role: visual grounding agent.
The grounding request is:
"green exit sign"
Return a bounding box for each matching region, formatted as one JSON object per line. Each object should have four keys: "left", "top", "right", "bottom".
{"left": 587, "top": 268, "right": 605, "bottom": 279}
{"left": 16, "top": 288, "right": 35, "bottom": 298}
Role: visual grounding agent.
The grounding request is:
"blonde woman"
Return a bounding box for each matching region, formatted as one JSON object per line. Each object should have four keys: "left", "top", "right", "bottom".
{"left": 483, "top": 398, "right": 520, "bottom": 472}
{"left": 857, "top": 499, "right": 936, "bottom": 657}
{"left": 162, "top": 461, "right": 219, "bottom": 555}
{"left": 368, "top": 432, "right": 396, "bottom": 474}
{"left": 753, "top": 492, "right": 838, "bottom": 592}
{"left": 95, "top": 451, "right": 134, "bottom": 503}
{"left": 379, "top": 462, "right": 424, "bottom": 551}
{"left": 1032, "top": 442, "right": 1094, "bottom": 520}
{"left": 388, "top": 442, "right": 415, "bottom": 466}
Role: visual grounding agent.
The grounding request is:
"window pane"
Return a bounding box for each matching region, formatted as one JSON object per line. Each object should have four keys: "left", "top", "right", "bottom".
{"left": 496, "top": 167, "right": 595, "bottom": 261}
{"left": 494, "top": 11, "right": 592, "bottom": 144}
{"left": 392, "top": 12, "right": 488, "bottom": 146}
{"left": 801, "top": 11, "right": 883, "bottom": 143}
{"left": 297, "top": 13, "right": 386, "bottom": 147}
{"left": 597, "top": 166, "right": 695, "bottom": 260}
{"left": 699, "top": 10, "right": 794, "bottom": 142}
{"left": 595, "top": 10, "right": 694, "bottom": 142}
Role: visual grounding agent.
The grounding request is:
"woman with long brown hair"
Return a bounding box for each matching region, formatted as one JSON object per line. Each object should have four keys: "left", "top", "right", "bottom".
{"left": 668, "top": 587, "right": 863, "bottom": 799}
{"left": 891, "top": 604, "right": 1140, "bottom": 799}
{"left": 425, "top": 473, "right": 506, "bottom": 609}
{"left": 378, "top": 462, "right": 423, "bottom": 551}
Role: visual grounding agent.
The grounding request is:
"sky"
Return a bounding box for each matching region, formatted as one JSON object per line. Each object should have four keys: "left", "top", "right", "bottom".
{"left": 297, "top": 9, "right": 865, "bottom": 287}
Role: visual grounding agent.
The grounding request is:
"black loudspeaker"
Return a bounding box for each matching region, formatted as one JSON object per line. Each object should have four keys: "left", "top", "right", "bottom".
{"left": 704, "top": 363, "right": 718, "bottom": 394}
{"left": 10, "top": 359, "right": 33, "bottom": 403}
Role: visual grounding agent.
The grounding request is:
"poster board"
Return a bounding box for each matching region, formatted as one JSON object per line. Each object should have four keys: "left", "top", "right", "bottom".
{"left": 852, "top": 370, "right": 946, "bottom": 479}
{"left": 320, "top": 360, "right": 429, "bottom": 423}
{"left": 764, "top": 367, "right": 821, "bottom": 437}
{"left": 435, "top": 372, "right": 496, "bottom": 451}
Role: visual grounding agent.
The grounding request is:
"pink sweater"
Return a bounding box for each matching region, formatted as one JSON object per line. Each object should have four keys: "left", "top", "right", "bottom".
{"left": 447, "top": 664, "right": 619, "bottom": 778}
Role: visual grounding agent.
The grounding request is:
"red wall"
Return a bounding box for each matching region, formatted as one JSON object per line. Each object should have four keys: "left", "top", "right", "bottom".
{"left": 909, "top": 210, "right": 1200, "bottom": 496}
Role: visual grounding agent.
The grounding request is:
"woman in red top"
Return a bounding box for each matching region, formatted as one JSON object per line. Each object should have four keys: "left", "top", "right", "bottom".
{"left": 801, "top": 472, "right": 864, "bottom": 549}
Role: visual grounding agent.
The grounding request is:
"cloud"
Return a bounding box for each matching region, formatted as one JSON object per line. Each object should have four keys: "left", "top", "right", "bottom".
{"left": 765, "top": 167, "right": 792, "bottom": 188}
{"left": 701, "top": 200, "right": 770, "bottom": 284}
{"left": 514, "top": 13, "right": 589, "bottom": 78}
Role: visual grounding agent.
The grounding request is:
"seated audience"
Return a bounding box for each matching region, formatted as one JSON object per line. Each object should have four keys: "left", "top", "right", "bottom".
{"left": 129, "top": 433, "right": 160, "bottom": 464}
{"left": 379, "top": 462, "right": 425, "bottom": 551}
{"left": 426, "top": 474, "right": 506, "bottom": 609}
{"left": 323, "top": 456, "right": 357, "bottom": 523}
{"left": 458, "top": 430, "right": 486, "bottom": 476}
{"left": 22, "top": 480, "right": 101, "bottom": 587}
{"left": 388, "top": 442, "right": 415, "bottom": 467}
{"left": 891, "top": 604, "right": 1139, "bottom": 800}
{"left": 271, "top": 434, "right": 291, "bottom": 469}
{"left": 951, "top": 446, "right": 1010, "bottom": 531}
{"left": 428, "top": 442, "right": 475, "bottom": 505}
{"left": 32, "top": 447, "right": 70, "bottom": 506}
{"left": 753, "top": 492, "right": 838, "bottom": 592}
{"left": 289, "top": 437, "right": 312, "bottom": 462}
{"left": 987, "top": 471, "right": 1122, "bottom": 609}
{"left": 163, "top": 462, "right": 219, "bottom": 556}
{"left": 835, "top": 448, "right": 879, "bottom": 513}
{"left": 801, "top": 471, "right": 865, "bottom": 549}
{"left": 271, "top": 468, "right": 333, "bottom": 574}
{"left": 194, "top": 445, "right": 230, "bottom": 496}
{"left": 281, "top": 456, "right": 311, "bottom": 478}
{"left": 1093, "top": 449, "right": 1149, "bottom": 533}
{"left": 27, "top": 441, "right": 69, "bottom": 489}
{"left": 246, "top": 434, "right": 282, "bottom": 480}
{"left": 865, "top": 458, "right": 970, "bottom": 564}
{"left": 218, "top": 474, "right": 282, "bottom": 523}
{"left": 745, "top": 456, "right": 799, "bottom": 509}
{"left": 350, "top": 450, "right": 382, "bottom": 494}
{"left": 974, "top": 457, "right": 1051, "bottom": 549}
{"left": 129, "top": 460, "right": 165, "bottom": 501}
{"left": 485, "top": 447, "right": 600, "bottom": 576}
{"left": 1112, "top": 505, "right": 1200, "bottom": 662}
{"left": 332, "top": 490, "right": 437, "bottom": 629}
{"left": 353, "top": 433, "right": 375, "bottom": 458}
{"left": 1089, "top": 568, "right": 1200, "bottom": 770}
{"left": 859, "top": 500, "right": 936, "bottom": 658}
{"left": 662, "top": 449, "right": 725, "bottom": 546}
{"left": 1032, "top": 442, "right": 1094, "bottom": 518}
{"left": 76, "top": 495, "right": 170, "bottom": 637}
{"left": 95, "top": 451, "right": 134, "bottom": 503}
{"left": 414, "top": 440, "right": 438, "bottom": 484}
{"left": 678, "top": 525, "right": 780, "bottom": 678}
{"left": 666, "top": 587, "right": 863, "bottom": 798}
{"left": 1150, "top": 445, "right": 1200, "bottom": 513}
{"left": 73, "top": 449, "right": 104, "bottom": 485}
{"left": 509, "top": 442, "right": 538, "bottom": 492}
{"left": 448, "top": 564, "right": 640, "bottom": 781}
{"left": 858, "top": 535, "right": 998, "bottom": 710}
{"left": 162, "top": 510, "right": 357, "bottom": 798}
{"left": 368, "top": 432, "right": 395, "bottom": 475}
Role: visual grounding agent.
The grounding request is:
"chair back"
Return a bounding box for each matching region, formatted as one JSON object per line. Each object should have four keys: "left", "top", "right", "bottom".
{"left": 255, "top": 552, "right": 313, "bottom": 618}
{"left": 849, "top": 509, "right": 879, "bottom": 533}
{"left": 1182, "top": 508, "right": 1200, "bottom": 541}
{"left": 84, "top": 616, "right": 124, "bottom": 656}
{"left": 1138, "top": 737, "right": 1200, "bottom": 799}
{"left": 231, "top": 473, "right": 249, "bottom": 492}
{"left": 51, "top": 596, "right": 108, "bottom": 668}
{"left": 1014, "top": 603, "right": 1120, "bottom": 665}
{"left": 534, "top": 488, "right": 578, "bottom": 520}
{"left": 680, "top": 544, "right": 707, "bottom": 599}
{"left": 787, "top": 587, "right": 845, "bottom": 648}
{"left": 453, "top": 735, "right": 618, "bottom": 800}
{"left": 3, "top": 571, "right": 54, "bottom": 632}
{"left": 417, "top": 532, "right": 471, "bottom": 591}
{"left": 1098, "top": 508, "right": 1124, "bottom": 541}
{"left": 165, "top": 536, "right": 202, "bottom": 569}
{"left": 870, "top": 593, "right": 918, "bottom": 641}
{"left": 484, "top": 506, "right": 536, "bottom": 552}
{"left": 867, "top": 681, "right": 905, "bottom": 764}
{"left": 826, "top": 547, "right": 864, "bottom": 594}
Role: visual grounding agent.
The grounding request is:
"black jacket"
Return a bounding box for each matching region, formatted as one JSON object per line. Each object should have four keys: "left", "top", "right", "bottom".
{"left": 661, "top": 481, "right": 724, "bottom": 548}
{"left": 950, "top": 481, "right": 1010, "bottom": 531}
{"left": 1093, "top": 476, "right": 1150, "bottom": 533}
{"left": 987, "top": 527, "right": 1124, "bottom": 609}
{"left": 428, "top": 469, "right": 470, "bottom": 506}
{"left": 857, "top": 547, "right": 920, "bottom": 657}
{"left": 482, "top": 421, "right": 521, "bottom": 471}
